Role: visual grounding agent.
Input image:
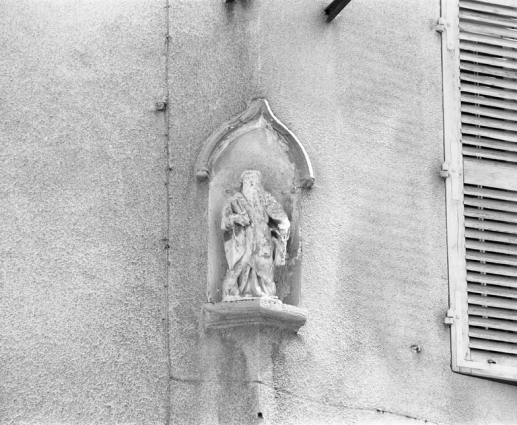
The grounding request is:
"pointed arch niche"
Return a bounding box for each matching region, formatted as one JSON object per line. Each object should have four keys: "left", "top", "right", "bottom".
{"left": 196, "top": 99, "right": 313, "bottom": 332}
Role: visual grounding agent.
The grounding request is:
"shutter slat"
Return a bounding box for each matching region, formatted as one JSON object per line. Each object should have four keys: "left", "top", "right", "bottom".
{"left": 476, "top": 0, "right": 517, "bottom": 8}
{"left": 461, "top": 105, "right": 517, "bottom": 122}
{"left": 460, "top": 73, "right": 517, "bottom": 91}
{"left": 457, "top": 0, "right": 517, "bottom": 369}
{"left": 461, "top": 62, "right": 517, "bottom": 80}
{"left": 470, "top": 339, "right": 517, "bottom": 355}
{"left": 466, "top": 229, "right": 517, "bottom": 244}
{"left": 466, "top": 217, "right": 517, "bottom": 234}
{"left": 468, "top": 271, "right": 517, "bottom": 288}
{"left": 464, "top": 158, "right": 517, "bottom": 191}
{"left": 469, "top": 292, "right": 517, "bottom": 308}
{"left": 462, "top": 115, "right": 517, "bottom": 132}
{"left": 461, "top": 93, "right": 517, "bottom": 111}
{"left": 470, "top": 328, "right": 517, "bottom": 344}
{"left": 460, "top": 32, "right": 517, "bottom": 49}
{"left": 464, "top": 196, "right": 517, "bottom": 213}
{"left": 469, "top": 316, "right": 517, "bottom": 332}
{"left": 469, "top": 305, "right": 517, "bottom": 320}
{"left": 460, "top": 10, "right": 517, "bottom": 29}
{"left": 467, "top": 262, "right": 517, "bottom": 277}
{"left": 468, "top": 282, "right": 517, "bottom": 298}
{"left": 462, "top": 125, "right": 517, "bottom": 143}
{"left": 460, "top": 41, "right": 517, "bottom": 60}
{"left": 460, "top": 22, "right": 517, "bottom": 40}
{"left": 466, "top": 239, "right": 517, "bottom": 255}
{"left": 460, "top": 52, "right": 517, "bottom": 70}
{"left": 461, "top": 84, "right": 517, "bottom": 101}
{"left": 460, "top": 1, "right": 517, "bottom": 19}
{"left": 465, "top": 206, "right": 517, "bottom": 224}
{"left": 464, "top": 186, "right": 517, "bottom": 202}
{"left": 467, "top": 250, "right": 517, "bottom": 266}
{"left": 463, "top": 136, "right": 517, "bottom": 155}
{"left": 463, "top": 146, "right": 517, "bottom": 163}
{"left": 461, "top": 83, "right": 517, "bottom": 100}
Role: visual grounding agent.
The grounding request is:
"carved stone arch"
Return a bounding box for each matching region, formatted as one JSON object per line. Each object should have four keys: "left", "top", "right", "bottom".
{"left": 196, "top": 98, "right": 314, "bottom": 189}
{"left": 196, "top": 99, "right": 313, "bottom": 331}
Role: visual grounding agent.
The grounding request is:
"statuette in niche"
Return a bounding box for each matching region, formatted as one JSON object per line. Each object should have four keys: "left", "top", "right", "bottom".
{"left": 221, "top": 170, "right": 290, "bottom": 301}
{"left": 198, "top": 99, "right": 312, "bottom": 332}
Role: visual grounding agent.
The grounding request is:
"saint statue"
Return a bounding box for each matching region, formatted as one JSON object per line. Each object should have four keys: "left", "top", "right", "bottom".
{"left": 221, "top": 170, "right": 290, "bottom": 301}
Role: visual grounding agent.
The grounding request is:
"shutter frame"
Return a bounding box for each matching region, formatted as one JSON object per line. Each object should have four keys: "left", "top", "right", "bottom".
{"left": 443, "top": 0, "right": 517, "bottom": 382}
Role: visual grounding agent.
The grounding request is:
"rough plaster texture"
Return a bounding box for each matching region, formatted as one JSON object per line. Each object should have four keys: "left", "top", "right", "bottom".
{"left": 0, "top": 1, "right": 169, "bottom": 423}
{"left": 3, "top": 0, "right": 517, "bottom": 424}
{"left": 168, "top": 1, "right": 517, "bottom": 424}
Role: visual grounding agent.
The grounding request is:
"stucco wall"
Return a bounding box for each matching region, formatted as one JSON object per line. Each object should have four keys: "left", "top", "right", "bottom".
{"left": 167, "top": 1, "right": 517, "bottom": 425}
{"left": 2, "top": 0, "right": 517, "bottom": 424}
{"left": 0, "top": 1, "right": 169, "bottom": 423}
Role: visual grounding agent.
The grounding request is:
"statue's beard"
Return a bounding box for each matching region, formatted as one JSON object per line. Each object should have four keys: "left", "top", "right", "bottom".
{"left": 242, "top": 182, "right": 266, "bottom": 216}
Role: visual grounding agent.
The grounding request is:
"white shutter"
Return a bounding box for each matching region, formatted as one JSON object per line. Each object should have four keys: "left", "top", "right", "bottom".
{"left": 443, "top": 0, "right": 517, "bottom": 381}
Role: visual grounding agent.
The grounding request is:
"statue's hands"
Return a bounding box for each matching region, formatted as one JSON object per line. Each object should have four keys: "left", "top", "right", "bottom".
{"left": 232, "top": 213, "right": 250, "bottom": 227}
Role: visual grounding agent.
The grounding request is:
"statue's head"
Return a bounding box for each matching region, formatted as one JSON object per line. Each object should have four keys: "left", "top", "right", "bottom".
{"left": 240, "top": 169, "right": 262, "bottom": 187}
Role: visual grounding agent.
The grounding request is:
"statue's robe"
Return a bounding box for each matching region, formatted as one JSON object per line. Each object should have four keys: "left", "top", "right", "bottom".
{"left": 221, "top": 190, "right": 290, "bottom": 299}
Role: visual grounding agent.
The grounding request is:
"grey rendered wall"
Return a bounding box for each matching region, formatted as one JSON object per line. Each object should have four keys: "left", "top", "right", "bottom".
{"left": 2, "top": 0, "right": 517, "bottom": 425}
{"left": 0, "top": 1, "right": 169, "bottom": 424}
{"left": 168, "top": 1, "right": 517, "bottom": 425}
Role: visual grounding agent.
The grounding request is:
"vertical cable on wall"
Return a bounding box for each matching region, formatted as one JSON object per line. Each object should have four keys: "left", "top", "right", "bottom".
{"left": 163, "top": 0, "right": 172, "bottom": 423}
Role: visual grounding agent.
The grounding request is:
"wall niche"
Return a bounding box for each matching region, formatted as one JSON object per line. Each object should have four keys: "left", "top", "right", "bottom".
{"left": 196, "top": 99, "right": 313, "bottom": 332}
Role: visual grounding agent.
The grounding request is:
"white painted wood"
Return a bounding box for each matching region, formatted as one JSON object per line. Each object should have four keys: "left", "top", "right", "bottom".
{"left": 465, "top": 207, "right": 517, "bottom": 223}
{"left": 462, "top": 115, "right": 517, "bottom": 132}
{"left": 470, "top": 328, "right": 517, "bottom": 344}
{"left": 467, "top": 250, "right": 517, "bottom": 266}
{"left": 460, "top": 32, "right": 517, "bottom": 49}
{"left": 464, "top": 158, "right": 517, "bottom": 191}
{"left": 460, "top": 53, "right": 517, "bottom": 71}
{"left": 466, "top": 240, "right": 517, "bottom": 255}
{"left": 444, "top": 0, "right": 517, "bottom": 382}
{"left": 460, "top": 21, "right": 517, "bottom": 39}
{"left": 464, "top": 186, "right": 517, "bottom": 202}
{"left": 469, "top": 305, "right": 517, "bottom": 320}
{"left": 464, "top": 197, "right": 517, "bottom": 213}
{"left": 460, "top": 0, "right": 517, "bottom": 17}
{"left": 460, "top": 73, "right": 517, "bottom": 91}
{"left": 463, "top": 147, "right": 517, "bottom": 164}
{"left": 461, "top": 105, "right": 517, "bottom": 122}
{"left": 473, "top": 0, "right": 517, "bottom": 8}
{"left": 461, "top": 93, "right": 517, "bottom": 111}
{"left": 467, "top": 262, "right": 517, "bottom": 277}
{"left": 442, "top": 0, "right": 468, "bottom": 375}
{"left": 468, "top": 272, "right": 517, "bottom": 288}
{"left": 459, "top": 10, "right": 517, "bottom": 28}
{"left": 460, "top": 42, "right": 517, "bottom": 60}
{"left": 458, "top": 363, "right": 517, "bottom": 382}
{"left": 461, "top": 84, "right": 517, "bottom": 101}
{"left": 469, "top": 293, "right": 517, "bottom": 308}
{"left": 469, "top": 317, "right": 517, "bottom": 332}
{"left": 465, "top": 217, "right": 517, "bottom": 234}
{"left": 468, "top": 282, "right": 517, "bottom": 298}
{"left": 469, "top": 339, "right": 517, "bottom": 355}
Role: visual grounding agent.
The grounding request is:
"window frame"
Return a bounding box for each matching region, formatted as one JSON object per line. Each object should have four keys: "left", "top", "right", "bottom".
{"left": 441, "top": 0, "right": 517, "bottom": 382}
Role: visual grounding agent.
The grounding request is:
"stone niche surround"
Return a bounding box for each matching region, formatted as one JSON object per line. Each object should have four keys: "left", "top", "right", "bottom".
{"left": 196, "top": 99, "right": 313, "bottom": 333}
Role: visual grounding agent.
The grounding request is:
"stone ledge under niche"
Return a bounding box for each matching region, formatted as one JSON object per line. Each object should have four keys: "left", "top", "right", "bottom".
{"left": 203, "top": 298, "right": 307, "bottom": 333}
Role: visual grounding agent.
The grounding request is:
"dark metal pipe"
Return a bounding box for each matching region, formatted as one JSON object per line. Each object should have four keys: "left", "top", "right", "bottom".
{"left": 325, "top": 0, "right": 353, "bottom": 22}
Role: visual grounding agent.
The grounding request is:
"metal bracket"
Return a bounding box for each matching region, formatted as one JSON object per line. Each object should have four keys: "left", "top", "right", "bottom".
{"left": 440, "top": 162, "right": 450, "bottom": 179}
{"left": 444, "top": 309, "right": 455, "bottom": 326}
{"left": 436, "top": 17, "right": 446, "bottom": 33}
{"left": 155, "top": 101, "right": 167, "bottom": 111}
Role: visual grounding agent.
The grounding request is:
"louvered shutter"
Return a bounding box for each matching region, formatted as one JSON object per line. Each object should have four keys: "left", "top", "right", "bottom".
{"left": 442, "top": 0, "right": 517, "bottom": 381}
